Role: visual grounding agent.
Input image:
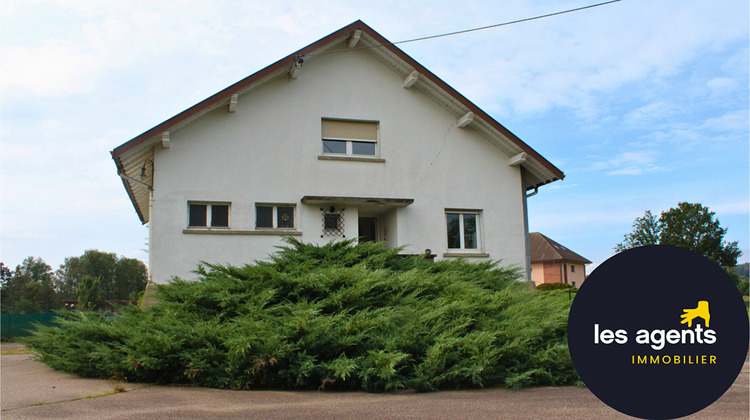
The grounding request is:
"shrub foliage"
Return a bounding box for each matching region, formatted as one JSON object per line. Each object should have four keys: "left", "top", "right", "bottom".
{"left": 24, "top": 239, "right": 578, "bottom": 391}
{"left": 536, "top": 282, "right": 578, "bottom": 291}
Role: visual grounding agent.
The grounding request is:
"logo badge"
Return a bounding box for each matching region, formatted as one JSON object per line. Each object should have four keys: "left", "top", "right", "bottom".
{"left": 567, "top": 245, "right": 749, "bottom": 419}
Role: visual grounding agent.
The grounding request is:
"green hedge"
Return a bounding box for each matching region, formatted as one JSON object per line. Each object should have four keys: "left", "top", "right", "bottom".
{"left": 536, "top": 282, "right": 578, "bottom": 291}
{"left": 24, "top": 239, "right": 578, "bottom": 391}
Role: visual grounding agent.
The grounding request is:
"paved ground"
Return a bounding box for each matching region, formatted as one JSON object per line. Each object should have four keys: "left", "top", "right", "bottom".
{"left": 2, "top": 342, "right": 748, "bottom": 419}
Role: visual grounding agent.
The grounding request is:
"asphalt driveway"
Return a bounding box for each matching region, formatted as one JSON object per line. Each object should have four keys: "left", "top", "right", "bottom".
{"left": 2, "top": 343, "right": 747, "bottom": 419}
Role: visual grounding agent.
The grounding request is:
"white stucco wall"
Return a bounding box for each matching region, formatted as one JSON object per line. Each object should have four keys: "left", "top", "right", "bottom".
{"left": 148, "top": 45, "right": 527, "bottom": 283}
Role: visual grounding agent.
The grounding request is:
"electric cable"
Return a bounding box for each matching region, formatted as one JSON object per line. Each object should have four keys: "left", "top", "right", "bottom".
{"left": 306, "top": 0, "right": 622, "bottom": 58}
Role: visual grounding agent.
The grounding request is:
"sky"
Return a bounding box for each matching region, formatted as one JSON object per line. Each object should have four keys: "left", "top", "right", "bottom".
{"left": 1, "top": 0, "right": 748, "bottom": 273}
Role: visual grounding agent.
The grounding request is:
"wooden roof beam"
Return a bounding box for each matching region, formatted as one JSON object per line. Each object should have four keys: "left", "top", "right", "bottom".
{"left": 161, "top": 131, "right": 170, "bottom": 149}
{"left": 228, "top": 93, "right": 238, "bottom": 113}
{"left": 348, "top": 29, "right": 362, "bottom": 48}
{"left": 403, "top": 71, "right": 419, "bottom": 88}
{"left": 457, "top": 112, "right": 474, "bottom": 128}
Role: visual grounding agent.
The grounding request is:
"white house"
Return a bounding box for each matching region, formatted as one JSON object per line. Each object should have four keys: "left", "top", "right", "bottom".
{"left": 111, "top": 21, "right": 563, "bottom": 285}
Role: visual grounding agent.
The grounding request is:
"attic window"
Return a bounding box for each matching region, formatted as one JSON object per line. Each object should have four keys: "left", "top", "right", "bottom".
{"left": 322, "top": 119, "right": 378, "bottom": 157}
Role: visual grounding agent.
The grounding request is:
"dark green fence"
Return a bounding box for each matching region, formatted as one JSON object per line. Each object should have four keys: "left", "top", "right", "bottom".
{"left": 1, "top": 313, "right": 60, "bottom": 339}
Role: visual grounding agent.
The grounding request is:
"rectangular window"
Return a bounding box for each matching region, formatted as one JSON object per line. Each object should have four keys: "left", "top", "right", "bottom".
{"left": 571, "top": 265, "right": 576, "bottom": 273}
{"left": 188, "top": 204, "right": 207, "bottom": 227}
{"left": 351, "top": 141, "right": 376, "bottom": 155}
{"left": 446, "top": 211, "right": 481, "bottom": 250}
{"left": 321, "top": 119, "right": 378, "bottom": 157}
{"left": 211, "top": 205, "right": 229, "bottom": 227}
{"left": 277, "top": 206, "right": 295, "bottom": 228}
{"left": 256, "top": 204, "right": 295, "bottom": 229}
{"left": 256, "top": 206, "right": 273, "bottom": 228}
{"left": 324, "top": 214, "right": 340, "bottom": 230}
{"left": 322, "top": 140, "right": 347, "bottom": 154}
{"left": 188, "top": 202, "right": 230, "bottom": 228}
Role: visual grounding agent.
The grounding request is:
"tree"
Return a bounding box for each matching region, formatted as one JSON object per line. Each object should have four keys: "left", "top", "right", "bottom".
{"left": 56, "top": 250, "right": 147, "bottom": 301}
{"left": 660, "top": 203, "right": 741, "bottom": 267}
{"left": 0, "top": 263, "right": 14, "bottom": 312}
{"left": 614, "top": 210, "right": 660, "bottom": 252}
{"left": 113, "top": 258, "right": 148, "bottom": 300}
{"left": 77, "top": 275, "right": 102, "bottom": 311}
{"left": 56, "top": 250, "right": 116, "bottom": 300}
{"left": 1, "top": 257, "right": 60, "bottom": 313}
{"left": 615, "top": 203, "right": 742, "bottom": 267}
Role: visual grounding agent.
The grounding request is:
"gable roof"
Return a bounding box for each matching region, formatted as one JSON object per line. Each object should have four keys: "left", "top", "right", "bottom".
{"left": 111, "top": 20, "right": 564, "bottom": 224}
{"left": 529, "top": 232, "right": 591, "bottom": 264}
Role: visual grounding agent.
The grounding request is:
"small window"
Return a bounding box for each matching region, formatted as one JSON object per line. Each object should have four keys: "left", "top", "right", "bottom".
{"left": 256, "top": 206, "right": 273, "bottom": 228}
{"left": 323, "top": 140, "right": 347, "bottom": 154}
{"left": 188, "top": 204, "right": 207, "bottom": 227}
{"left": 188, "top": 202, "right": 229, "bottom": 228}
{"left": 324, "top": 214, "right": 340, "bottom": 230}
{"left": 571, "top": 265, "right": 576, "bottom": 273}
{"left": 322, "top": 206, "right": 346, "bottom": 237}
{"left": 278, "top": 206, "right": 295, "bottom": 228}
{"left": 256, "top": 204, "right": 295, "bottom": 229}
{"left": 322, "top": 119, "right": 378, "bottom": 157}
{"left": 352, "top": 141, "right": 376, "bottom": 155}
{"left": 446, "top": 211, "right": 481, "bottom": 250}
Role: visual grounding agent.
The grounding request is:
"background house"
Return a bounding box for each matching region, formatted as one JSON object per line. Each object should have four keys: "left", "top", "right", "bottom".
{"left": 111, "top": 21, "right": 563, "bottom": 284}
{"left": 529, "top": 232, "right": 591, "bottom": 287}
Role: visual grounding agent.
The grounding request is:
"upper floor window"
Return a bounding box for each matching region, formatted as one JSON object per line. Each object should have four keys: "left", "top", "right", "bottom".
{"left": 256, "top": 204, "right": 295, "bottom": 229}
{"left": 446, "top": 211, "right": 481, "bottom": 250}
{"left": 188, "top": 202, "right": 229, "bottom": 228}
{"left": 322, "top": 119, "right": 378, "bottom": 157}
{"left": 571, "top": 265, "right": 576, "bottom": 273}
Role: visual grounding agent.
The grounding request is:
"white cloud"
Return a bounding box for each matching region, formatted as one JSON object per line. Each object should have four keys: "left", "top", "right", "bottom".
{"left": 1, "top": 42, "right": 103, "bottom": 96}
{"left": 634, "top": 109, "right": 749, "bottom": 152}
{"left": 584, "top": 150, "right": 667, "bottom": 176}
{"left": 701, "top": 110, "right": 749, "bottom": 133}
{"left": 707, "top": 77, "right": 739, "bottom": 91}
{"left": 454, "top": 1, "right": 749, "bottom": 119}
{"left": 709, "top": 200, "right": 750, "bottom": 216}
{"left": 622, "top": 102, "right": 681, "bottom": 128}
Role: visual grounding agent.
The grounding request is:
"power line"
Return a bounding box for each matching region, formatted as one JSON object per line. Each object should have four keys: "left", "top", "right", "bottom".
{"left": 395, "top": 0, "right": 622, "bottom": 45}
{"left": 308, "top": 0, "right": 622, "bottom": 58}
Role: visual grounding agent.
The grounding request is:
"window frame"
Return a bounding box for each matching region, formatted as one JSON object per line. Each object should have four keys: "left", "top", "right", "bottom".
{"left": 445, "top": 210, "right": 483, "bottom": 252}
{"left": 187, "top": 201, "right": 231, "bottom": 229}
{"left": 255, "top": 203, "right": 297, "bottom": 230}
{"left": 321, "top": 118, "right": 379, "bottom": 158}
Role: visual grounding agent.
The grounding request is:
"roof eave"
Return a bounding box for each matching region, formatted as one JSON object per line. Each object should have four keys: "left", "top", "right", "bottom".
{"left": 111, "top": 19, "right": 565, "bottom": 220}
{"left": 111, "top": 20, "right": 365, "bottom": 160}
{"left": 354, "top": 20, "right": 564, "bottom": 183}
{"left": 113, "top": 154, "right": 148, "bottom": 224}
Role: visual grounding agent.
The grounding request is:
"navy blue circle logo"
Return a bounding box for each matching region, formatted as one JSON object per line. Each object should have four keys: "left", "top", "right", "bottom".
{"left": 568, "top": 245, "right": 748, "bottom": 419}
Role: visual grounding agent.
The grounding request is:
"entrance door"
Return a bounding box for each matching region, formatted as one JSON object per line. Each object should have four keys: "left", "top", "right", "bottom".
{"left": 358, "top": 217, "right": 378, "bottom": 242}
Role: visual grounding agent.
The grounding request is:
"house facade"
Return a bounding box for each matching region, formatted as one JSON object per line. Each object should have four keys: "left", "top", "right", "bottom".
{"left": 529, "top": 232, "right": 591, "bottom": 287}
{"left": 111, "top": 21, "right": 563, "bottom": 284}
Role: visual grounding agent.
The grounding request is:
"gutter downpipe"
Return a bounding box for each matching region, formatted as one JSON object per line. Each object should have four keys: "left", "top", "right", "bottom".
{"left": 521, "top": 168, "right": 537, "bottom": 282}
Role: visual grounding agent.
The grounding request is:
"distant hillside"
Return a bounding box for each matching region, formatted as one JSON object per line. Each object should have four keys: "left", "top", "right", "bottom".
{"left": 734, "top": 263, "right": 749, "bottom": 281}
